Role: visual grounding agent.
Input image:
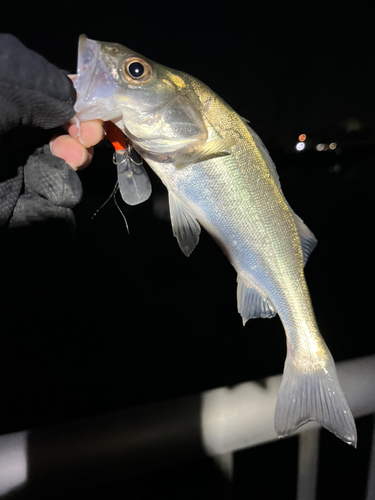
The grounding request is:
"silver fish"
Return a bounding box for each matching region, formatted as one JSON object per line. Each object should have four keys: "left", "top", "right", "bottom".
{"left": 74, "top": 35, "right": 357, "bottom": 446}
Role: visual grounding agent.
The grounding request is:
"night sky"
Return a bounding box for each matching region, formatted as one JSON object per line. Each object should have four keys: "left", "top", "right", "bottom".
{"left": 1, "top": 2, "right": 375, "bottom": 499}
{"left": 2, "top": 1, "right": 375, "bottom": 135}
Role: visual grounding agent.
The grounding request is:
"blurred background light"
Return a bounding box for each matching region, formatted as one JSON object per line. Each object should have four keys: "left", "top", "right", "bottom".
{"left": 298, "top": 134, "right": 307, "bottom": 142}
{"left": 296, "top": 142, "right": 305, "bottom": 151}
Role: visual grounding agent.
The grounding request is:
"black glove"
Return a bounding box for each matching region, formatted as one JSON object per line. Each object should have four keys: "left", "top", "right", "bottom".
{"left": 0, "top": 34, "right": 82, "bottom": 234}
{"left": 0, "top": 34, "right": 76, "bottom": 134}
{"left": 9, "top": 144, "right": 82, "bottom": 235}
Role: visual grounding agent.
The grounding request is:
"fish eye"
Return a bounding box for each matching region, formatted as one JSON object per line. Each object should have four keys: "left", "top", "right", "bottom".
{"left": 128, "top": 62, "right": 144, "bottom": 78}
{"left": 122, "top": 57, "right": 153, "bottom": 85}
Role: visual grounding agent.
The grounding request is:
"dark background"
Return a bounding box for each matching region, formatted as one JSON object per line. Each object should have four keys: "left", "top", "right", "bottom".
{"left": 1, "top": 1, "right": 374, "bottom": 498}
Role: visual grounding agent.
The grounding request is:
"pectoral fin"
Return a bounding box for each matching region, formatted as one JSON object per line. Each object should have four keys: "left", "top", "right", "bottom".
{"left": 175, "top": 138, "right": 236, "bottom": 168}
{"left": 237, "top": 276, "right": 276, "bottom": 325}
{"left": 168, "top": 192, "right": 201, "bottom": 256}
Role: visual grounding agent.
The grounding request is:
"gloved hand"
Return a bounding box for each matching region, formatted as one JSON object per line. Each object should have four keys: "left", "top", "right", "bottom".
{"left": 0, "top": 34, "right": 76, "bottom": 134}
{"left": 0, "top": 34, "right": 81, "bottom": 233}
{"left": 8, "top": 144, "right": 82, "bottom": 235}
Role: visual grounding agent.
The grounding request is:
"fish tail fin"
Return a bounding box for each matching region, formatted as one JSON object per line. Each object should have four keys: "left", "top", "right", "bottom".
{"left": 274, "top": 346, "right": 357, "bottom": 446}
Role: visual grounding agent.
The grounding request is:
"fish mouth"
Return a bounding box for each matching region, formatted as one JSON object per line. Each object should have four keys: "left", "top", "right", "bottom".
{"left": 74, "top": 34, "right": 122, "bottom": 122}
{"left": 74, "top": 35, "right": 101, "bottom": 108}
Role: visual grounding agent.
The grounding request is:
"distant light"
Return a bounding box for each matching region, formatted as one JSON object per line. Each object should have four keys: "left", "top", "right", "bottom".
{"left": 298, "top": 134, "right": 307, "bottom": 142}
{"left": 329, "top": 142, "right": 337, "bottom": 150}
{"left": 296, "top": 142, "right": 305, "bottom": 151}
{"left": 316, "top": 143, "right": 325, "bottom": 151}
{"left": 328, "top": 163, "right": 341, "bottom": 174}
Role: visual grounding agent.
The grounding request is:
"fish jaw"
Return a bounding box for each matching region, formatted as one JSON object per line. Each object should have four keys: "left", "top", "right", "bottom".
{"left": 74, "top": 35, "right": 123, "bottom": 122}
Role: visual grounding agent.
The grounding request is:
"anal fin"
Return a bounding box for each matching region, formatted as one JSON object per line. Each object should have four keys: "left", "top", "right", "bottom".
{"left": 237, "top": 276, "right": 276, "bottom": 325}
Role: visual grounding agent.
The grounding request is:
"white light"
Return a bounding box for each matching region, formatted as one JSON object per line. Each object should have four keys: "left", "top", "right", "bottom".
{"left": 296, "top": 142, "right": 305, "bottom": 151}
{"left": 0, "top": 432, "right": 28, "bottom": 496}
{"left": 316, "top": 143, "right": 325, "bottom": 151}
{"left": 329, "top": 142, "right": 337, "bottom": 150}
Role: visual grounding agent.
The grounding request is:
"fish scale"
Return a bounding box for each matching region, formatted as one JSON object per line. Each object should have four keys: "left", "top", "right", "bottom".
{"left": 73, "top": 34, "right": 357, "bottom": 446}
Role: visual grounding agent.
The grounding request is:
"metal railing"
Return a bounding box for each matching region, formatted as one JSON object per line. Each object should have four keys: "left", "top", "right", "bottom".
{"left": 1, "top": 354, "right": 374, "bottom": 498}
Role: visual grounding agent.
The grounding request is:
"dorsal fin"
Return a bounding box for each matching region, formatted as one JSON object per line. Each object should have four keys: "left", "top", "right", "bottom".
{"left": 241, "top": 117, "right": 281, "bottom": 189}
{"left": 241, "top": 117, "right": 317, "bottom": 265}
{"left": 292, "top": 213, "right": 318, "bottom": 266}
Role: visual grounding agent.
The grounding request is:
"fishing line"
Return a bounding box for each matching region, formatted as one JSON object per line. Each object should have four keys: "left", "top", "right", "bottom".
{"left": 91, "top": 181, "right": 119, "bottom": 219}
{"left": 91, "top": 181, "right": 130, "bottom": 235}
{"left": 113, "top": 187, "right": 130, "bottom": 234}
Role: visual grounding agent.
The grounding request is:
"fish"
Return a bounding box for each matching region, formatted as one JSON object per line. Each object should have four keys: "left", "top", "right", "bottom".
{"left": 73, "top": 34, "right": 357, "bottom": 446}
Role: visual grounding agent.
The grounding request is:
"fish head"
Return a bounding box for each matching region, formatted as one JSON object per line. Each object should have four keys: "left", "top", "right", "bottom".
{"left": 74, "top": 35, "right": 208, "bottom": 156}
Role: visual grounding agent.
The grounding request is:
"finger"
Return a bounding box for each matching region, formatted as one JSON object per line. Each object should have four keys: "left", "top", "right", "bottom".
{"left": 67, "top": 119, "right": 105, "bottom": 148}
{"left": 50, "top": 134, "right": 93, "bottom": 171}
{"left": 78, "top": 146, "right": 94, "bottom": 170}
{"left": 68, "top": 74, "right": 77, "bottom": 83}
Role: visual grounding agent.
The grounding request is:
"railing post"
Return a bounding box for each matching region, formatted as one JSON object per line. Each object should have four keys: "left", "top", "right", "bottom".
{"left": 297, "top": 429, "right": 320, "bottom": 500}
{"left": 366, "top": 415, "right": 375, "bottom": 500}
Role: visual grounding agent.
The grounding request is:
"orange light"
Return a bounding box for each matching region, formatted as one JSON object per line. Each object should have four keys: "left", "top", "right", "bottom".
{"left": 298, "top": 134, "right": 307, "bottom": 142}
